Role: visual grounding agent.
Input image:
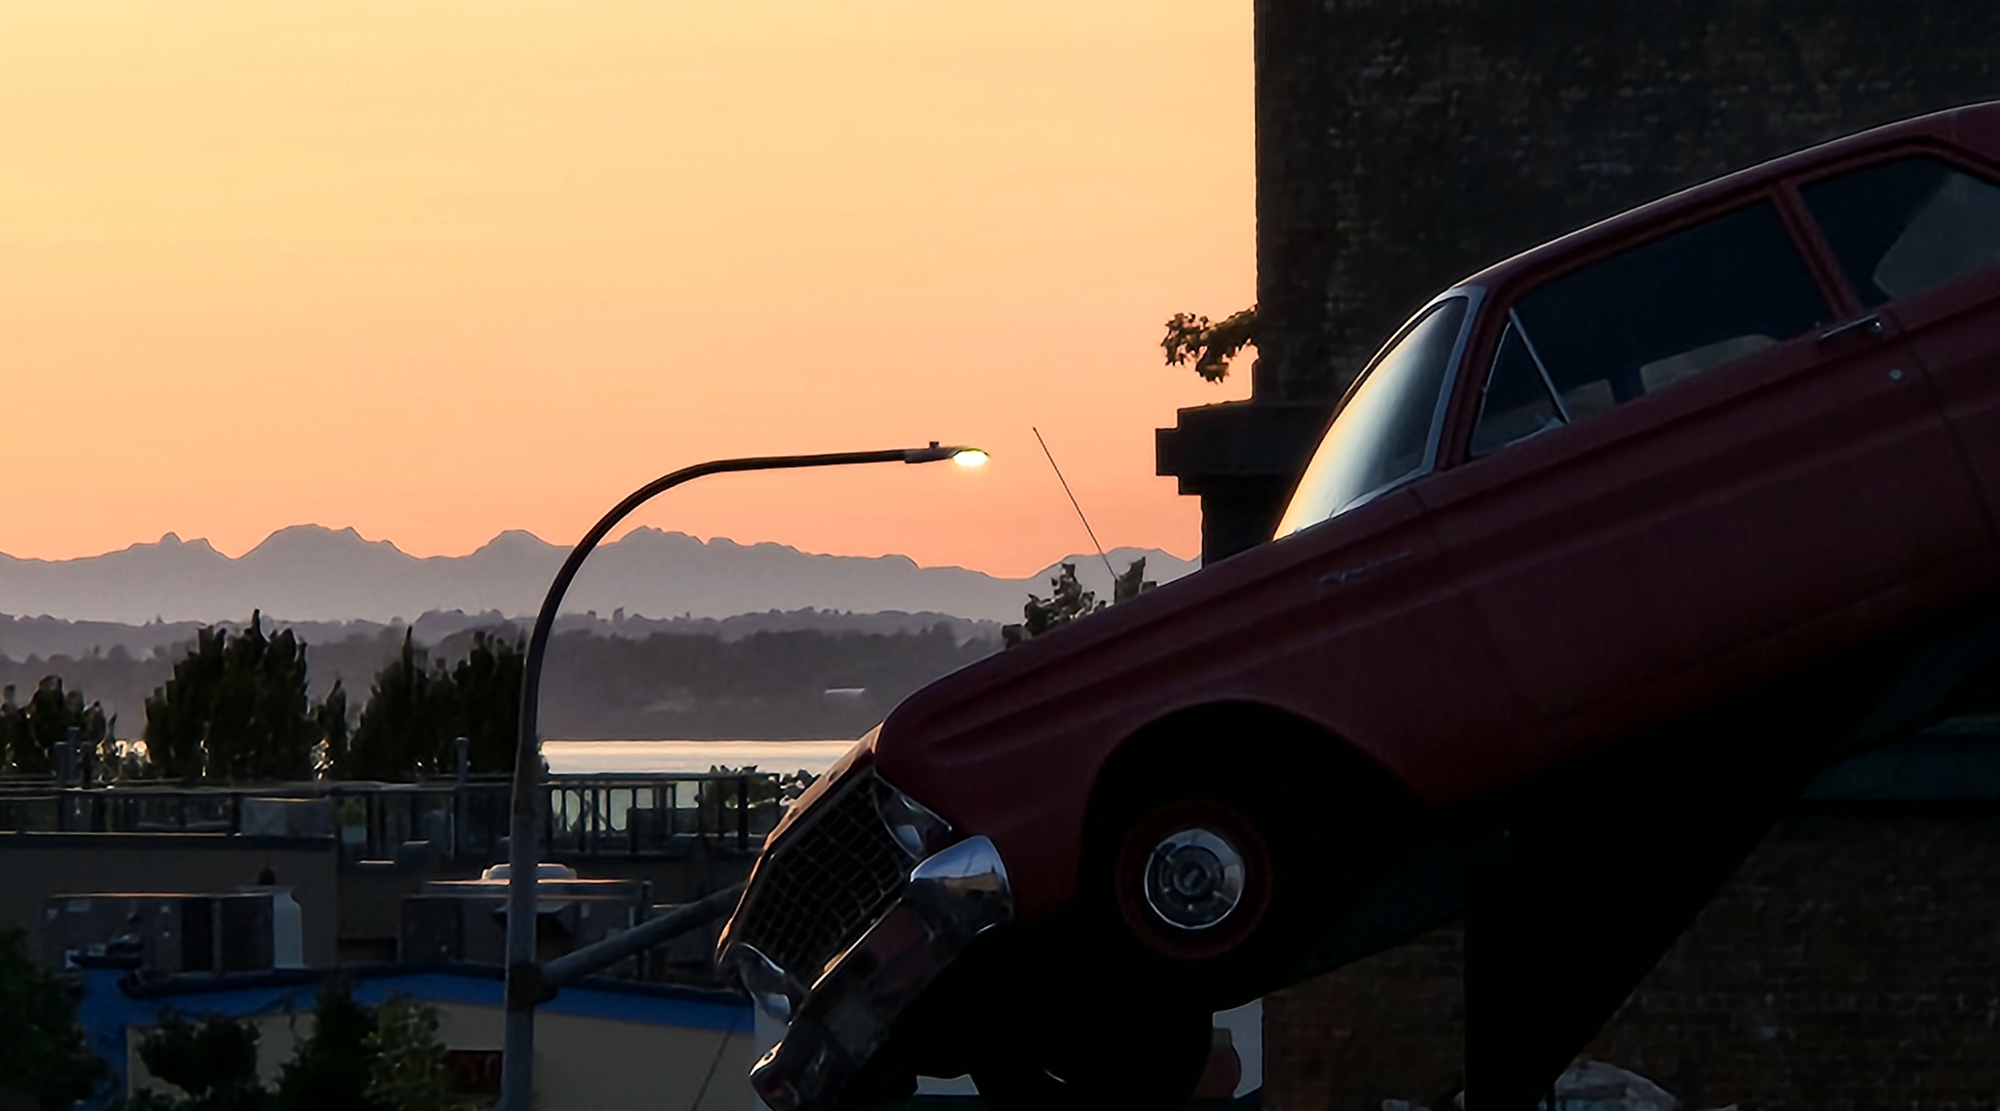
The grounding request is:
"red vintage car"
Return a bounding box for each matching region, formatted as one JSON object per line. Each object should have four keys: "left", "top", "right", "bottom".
{"left": 720, "top": 101, "right": 2000, "bottom": 1110}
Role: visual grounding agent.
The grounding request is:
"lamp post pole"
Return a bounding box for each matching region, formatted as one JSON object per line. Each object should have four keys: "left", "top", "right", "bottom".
{"left": 499, "top": 443, "right": 984, "bottom": 1111}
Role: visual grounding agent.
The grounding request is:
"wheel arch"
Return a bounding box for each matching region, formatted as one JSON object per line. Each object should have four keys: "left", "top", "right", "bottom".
{"left": 1034, "top": 700, "right": 1430, "bottom": 1006}
{"left": 1083, "top": 700, "right": 1423, "bottom": 851}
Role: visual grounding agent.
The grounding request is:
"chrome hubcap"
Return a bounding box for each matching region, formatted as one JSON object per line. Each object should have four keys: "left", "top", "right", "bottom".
{"left": 1142, "top": 828, "right": 1246, "bottom": 931}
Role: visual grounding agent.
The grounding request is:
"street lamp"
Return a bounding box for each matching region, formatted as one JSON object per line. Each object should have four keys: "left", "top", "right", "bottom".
{"left": 500, "top": 443, "right": 985, "bottom": 1111}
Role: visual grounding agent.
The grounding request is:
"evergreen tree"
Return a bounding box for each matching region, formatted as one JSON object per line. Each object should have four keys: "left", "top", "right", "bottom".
{"left": 143, "top": 626, "right": 223, "bottom": 780}
{"left": 450, "top": 632, "right": 523, "bottom": 775}
{"left": 314, "top": 680, "right": 351, "bottom": 778}
{"left": 0, "top": 677, "right": 110, "bottom": 775}
{"left": 97, "top": 721, "right": 146, "bottom": 781}
{"left": 342, "top": 630, "right": 523, "bottom": 781}
{"left": 142, "top": 613, "right": 324, "bottom": 782}
{"left": 345, "top": 632, "right": 453, "bottom": 781}
{"left": 274, "top": 978, "right": 380, "bottom": 1111}
{"left": 0, "top": 926, "right": 104, "bottom": 1111}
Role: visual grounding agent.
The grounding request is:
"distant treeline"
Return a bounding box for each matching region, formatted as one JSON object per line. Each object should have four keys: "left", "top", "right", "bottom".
{"left": 534, "top": 622, "right": 998, "bottom": 739}
{"left": 0, "top": 607, "right": 998, "bottom": 662}
{"left": 0, "top": 615, "right": 999, "bottom": 777}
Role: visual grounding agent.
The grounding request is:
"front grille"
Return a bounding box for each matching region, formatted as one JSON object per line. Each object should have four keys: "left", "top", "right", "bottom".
{"left": 729, "top": 770, "right": 912, "bottom": 982}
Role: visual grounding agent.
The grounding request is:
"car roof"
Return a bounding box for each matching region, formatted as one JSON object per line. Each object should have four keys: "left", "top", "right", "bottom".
{"left": 1460, "top": 100, "right": 2000, "bottom": 292}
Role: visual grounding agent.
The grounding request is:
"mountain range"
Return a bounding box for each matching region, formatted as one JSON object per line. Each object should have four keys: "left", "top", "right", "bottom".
{"left": 0, "top": 526, "right": 1198, "bottom": 626}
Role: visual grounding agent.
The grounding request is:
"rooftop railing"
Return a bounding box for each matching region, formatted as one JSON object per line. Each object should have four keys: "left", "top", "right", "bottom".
{"left": 0, "top": 770, "right": 787, "bottom": 861}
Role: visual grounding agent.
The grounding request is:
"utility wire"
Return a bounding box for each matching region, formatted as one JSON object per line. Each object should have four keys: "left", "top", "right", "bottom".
{"left": 689, "top": 1024, "right": 733, "bottom": 1111}
{"left": 1032, "top": 426, "right": 1117, "bottom": 584}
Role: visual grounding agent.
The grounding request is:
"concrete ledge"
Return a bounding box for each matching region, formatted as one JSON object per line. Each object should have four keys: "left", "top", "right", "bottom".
{"left": 1155, "top": 401, "right": 1329, "bottom": 490}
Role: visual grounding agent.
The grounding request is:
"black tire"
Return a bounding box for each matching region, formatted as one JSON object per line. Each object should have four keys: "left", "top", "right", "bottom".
{"left": 969, "top": 1002, "right": 1212, "bottom": 1111}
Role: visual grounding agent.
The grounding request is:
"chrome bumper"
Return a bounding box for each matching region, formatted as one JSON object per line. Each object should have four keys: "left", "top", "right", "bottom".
{"left": 740, "top": 835, "right": 1013, "bottom": 1111}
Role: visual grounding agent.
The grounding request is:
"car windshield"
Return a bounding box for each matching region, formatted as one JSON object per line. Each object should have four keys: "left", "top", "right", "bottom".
{"left": 1274, "top": 296, "right": 1469, "bottom": 538}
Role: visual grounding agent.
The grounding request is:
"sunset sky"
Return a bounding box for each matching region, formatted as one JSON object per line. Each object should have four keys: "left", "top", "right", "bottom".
{"left": 1, "top": 2, "right": 1253, "bottom": 577}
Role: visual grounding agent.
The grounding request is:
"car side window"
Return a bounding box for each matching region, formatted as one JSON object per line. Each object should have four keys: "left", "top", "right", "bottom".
{"left": 1469, "top": 201, "right": 1830, "bottom": 455}
{"left": 1799, "top": 156, "right": 2000, "bottom": 306}
{"left": 1470, "top": 315, "right": 1566, "bottom": 458}
{"left": 1275, "top": 297, "right": 1468, "bottom": 536}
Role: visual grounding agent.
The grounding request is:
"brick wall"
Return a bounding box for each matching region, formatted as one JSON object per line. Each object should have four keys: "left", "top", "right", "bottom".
{"left": 1266, "top": 924, "right": 1467, "bottom": 1110}
{"left": 1252, "top": 0, "right": 2000, "bottom": 404}
{"left": 1161, "top": 0, "right": 2000, "bottom": 563}
{"left": 1263, "top": 808, "right": 2000, "bottom": 1110}
{"left": 1590, "top": 809, "right": 2000, "bottom": 1111}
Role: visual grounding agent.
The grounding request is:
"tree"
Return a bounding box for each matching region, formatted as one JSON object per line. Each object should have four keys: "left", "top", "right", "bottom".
{"left": 0, "top": 926, "right": 104, "bottom": 1111}
{"left": 143, "top": 614, "right": 324, "bottom": 782}
{"left": 341, "top": 631, "right": 523, "bottom": 781}
{"left": 697, "top": 765, "right": 818, "bottom": 833}
{"left": 0, "top": 677, "right": 110, "bottom": 775}
{"left": 128, "top": 978, "right": 459, "bottom": 1111}
{"left": 450, "top": 632, "right": 523, "bottom": 776}
{"left": 1000, "top": 560, "right": 1155, "bottom": 647}
{"left": 361, "top": 1000, "right": 455, "bottom": 1111}
{"left": 1162, "top": 306, "right": 1258, "bottom": 382}
{"left": 141, "top": 627, "right": 220, "bottom": 780}
{"left": 342, "top": 632, "right": 454, "bottom": 781}
{"left": 274, "top": 977, "right": 378, "bottom": 1111}
{"left": 276, "top": 980, "right": 457, "bottom": 1111}
{"left": 313, "top": 681, "right": 350, "bottom": 779}
{"left": 98, "top": 728, "right": 151, "bottom": 782}
{"left": 130, "top": 1010, "right": 265, "bottom": 1111}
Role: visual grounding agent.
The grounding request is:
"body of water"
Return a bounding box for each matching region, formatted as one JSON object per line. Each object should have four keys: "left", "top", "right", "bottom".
{"left": 543, "top": 739, "right": 857, "bottom": 776}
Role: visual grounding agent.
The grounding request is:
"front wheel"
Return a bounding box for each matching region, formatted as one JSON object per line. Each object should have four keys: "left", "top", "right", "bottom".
{"left": 1114, "top": 797, "right": 1277, "bottom": 964}
{"left": 1079, "top": 769, "right": 1308, "bottom": 1011}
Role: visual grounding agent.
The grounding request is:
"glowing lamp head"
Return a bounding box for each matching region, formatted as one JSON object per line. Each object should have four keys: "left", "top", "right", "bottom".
{"left": 903, "top": 441, "right": 988, "bottom": 466}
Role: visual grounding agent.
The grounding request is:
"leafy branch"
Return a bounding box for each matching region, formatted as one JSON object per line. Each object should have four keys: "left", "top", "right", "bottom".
{"left": 1002, "top": 559, "right": 1156, "bottom": 647}
{"left": 1162, "top": 306, "right": 1258, "bottom": 383}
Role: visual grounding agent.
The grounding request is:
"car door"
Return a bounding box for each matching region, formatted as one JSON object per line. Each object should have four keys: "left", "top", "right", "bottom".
{"left": 1414, "top": 195, "right": 1990, "bottom": 759}
{"left": 1267, "top": 293, "right": 1538, "bottom": 799}
{"left": 1795, "top": 151, "right": 2000, "bottom": 528}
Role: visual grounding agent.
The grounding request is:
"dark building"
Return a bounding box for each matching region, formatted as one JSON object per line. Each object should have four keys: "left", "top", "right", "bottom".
{"left": 0, "top": 773, "right": 767, "bottom": 975}
{"left": 1157, "top": 0, "right": 2000, "bottom": 563}
{"left": 1159, "top": 3, "right": 2000, "bottom": 1106}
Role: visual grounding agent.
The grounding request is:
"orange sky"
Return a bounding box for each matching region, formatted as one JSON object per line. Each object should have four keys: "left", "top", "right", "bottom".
{"left": 1, "top": 2, "right": 1252, "bottom": 577}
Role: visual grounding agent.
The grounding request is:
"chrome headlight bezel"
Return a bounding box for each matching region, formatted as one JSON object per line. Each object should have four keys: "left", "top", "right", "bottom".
{"left": 872, "top": 777, "right": 954, "bottom": 861}
{"left": 725, "top": 943, "right": 806, "bottom": 1022}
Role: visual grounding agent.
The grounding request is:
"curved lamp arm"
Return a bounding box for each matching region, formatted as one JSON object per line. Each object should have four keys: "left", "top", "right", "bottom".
{"left": 500, "top": 443, "right": 980, "bottom": 1111}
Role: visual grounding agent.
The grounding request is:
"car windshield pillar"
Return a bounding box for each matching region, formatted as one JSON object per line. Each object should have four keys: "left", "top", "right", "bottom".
{"left": 1275, "top": 294, "right": 1473, "bottom": 537}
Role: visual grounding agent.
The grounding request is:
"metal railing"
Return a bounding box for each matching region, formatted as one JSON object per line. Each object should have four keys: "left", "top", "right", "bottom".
{"left": 0, "top": 770, "right": 785, "bottom": 861}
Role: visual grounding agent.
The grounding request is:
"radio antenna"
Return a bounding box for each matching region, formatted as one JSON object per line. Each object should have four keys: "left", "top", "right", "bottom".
{"left": 1032, "top": 426, "right": 1117, "bottom": 583}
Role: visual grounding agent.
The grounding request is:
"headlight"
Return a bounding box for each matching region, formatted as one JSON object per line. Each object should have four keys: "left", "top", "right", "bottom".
{"left": 726, "top": 944, "right": 804, "bottom": 1022}
{"left": 873, "top": 778, "right": 954, "bottom": 860}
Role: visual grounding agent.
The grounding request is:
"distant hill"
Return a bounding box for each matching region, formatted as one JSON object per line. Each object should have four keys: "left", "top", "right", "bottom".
{"left": 0, "top": 526, "right": 1197, "bottom": 625}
